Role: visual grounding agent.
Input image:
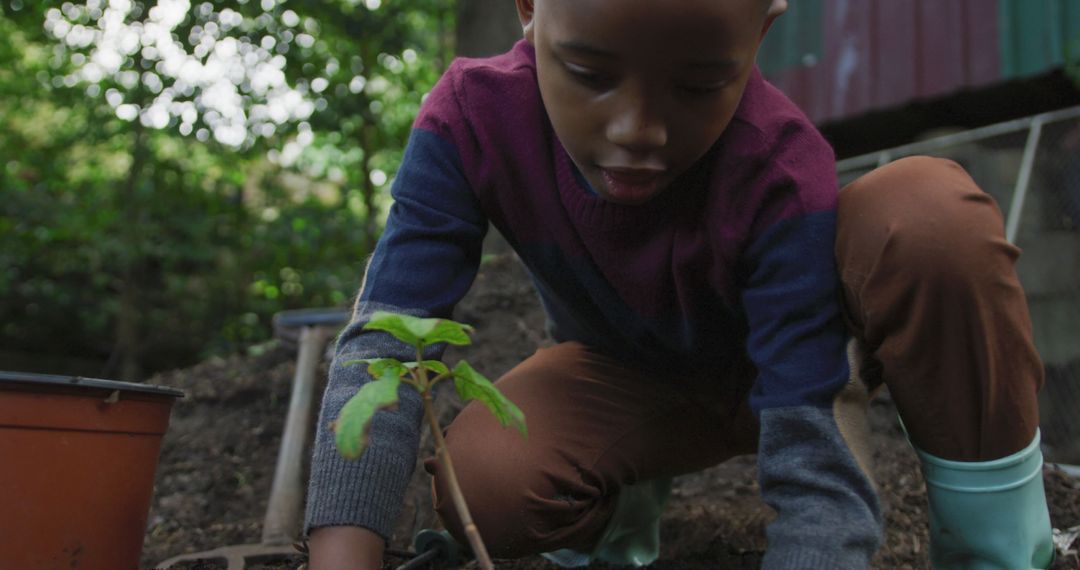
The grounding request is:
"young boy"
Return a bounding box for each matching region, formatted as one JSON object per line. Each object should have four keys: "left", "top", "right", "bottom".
{"left": 304, "top": 0, "right": 1055, "bottom": 568}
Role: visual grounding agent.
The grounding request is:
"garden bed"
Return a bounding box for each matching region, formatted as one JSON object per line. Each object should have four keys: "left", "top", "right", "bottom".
{"left": 142, "top": 254, "right": 1080, "bottom": 569}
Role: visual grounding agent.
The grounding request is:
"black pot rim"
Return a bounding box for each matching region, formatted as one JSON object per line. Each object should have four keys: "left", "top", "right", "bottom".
{"left": 0, "top": 370, "right": 184, "bottom": 398}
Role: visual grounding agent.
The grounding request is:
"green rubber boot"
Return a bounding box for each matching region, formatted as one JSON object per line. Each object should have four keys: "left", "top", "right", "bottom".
{"left": 541, "top": 477, "right": 672, "bottom": 568}
{"left": 914, "top": 430, "right": 1054, "bottom": 569}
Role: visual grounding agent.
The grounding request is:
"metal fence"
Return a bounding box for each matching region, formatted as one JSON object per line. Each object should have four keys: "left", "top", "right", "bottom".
{"left": 837, "top": 106, "right": 1080, "bottom": 465}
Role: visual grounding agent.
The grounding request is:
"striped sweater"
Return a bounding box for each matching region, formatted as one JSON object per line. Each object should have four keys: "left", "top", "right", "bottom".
{"left": 306, "top": 40, "right": 881, "bottom": 569}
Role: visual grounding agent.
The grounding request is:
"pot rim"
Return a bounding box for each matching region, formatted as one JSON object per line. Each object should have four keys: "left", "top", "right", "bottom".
{"left": 0, "top": 370, "right": 184, "bottom": 398}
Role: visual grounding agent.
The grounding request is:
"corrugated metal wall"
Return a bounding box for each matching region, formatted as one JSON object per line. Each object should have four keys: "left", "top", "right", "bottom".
{"left": 759, "top": 0, "right": 1080, "bottom": 125}
{"left": 998, "top": 0, "right": 1080, "bottom": 78}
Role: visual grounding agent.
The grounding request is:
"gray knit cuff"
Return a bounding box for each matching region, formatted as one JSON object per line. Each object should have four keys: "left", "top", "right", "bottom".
{"left": 757, "top": 406, "right": 882, "bottom": 569}
{"left": 763, "top": 548, "right": 871, "bottom": 570}
{"left": 303, "top": 303, "right": 442, "bottom": 539}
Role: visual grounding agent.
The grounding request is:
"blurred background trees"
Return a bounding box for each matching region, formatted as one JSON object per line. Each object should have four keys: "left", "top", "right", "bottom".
{"left": 0, "top": 0, "right": 475, "bottom": 379}
{"left": 14, "top": 1, "right": 1073, "bottom": 383}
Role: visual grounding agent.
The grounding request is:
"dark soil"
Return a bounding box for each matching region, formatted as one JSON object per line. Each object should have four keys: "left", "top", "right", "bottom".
{"left": 142, "top": 254, "right": 1080, "bottom": 569}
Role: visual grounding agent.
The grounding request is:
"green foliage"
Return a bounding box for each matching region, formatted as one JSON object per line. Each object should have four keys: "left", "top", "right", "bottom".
{"left": 0, "top": 0, "right": 453, "bottom": 378}
{"left": 334, "top": 369, "right": 402, "bottom": 460}
{"left": 409, "top": 360, "right": 451, "bottom": 376}
{"left": 344, "top": 357, "right": 409, "bottom": 381}
{"left": 361, "top": 310, "right": 474, "bottom": 349}
{"left": 334, "top": 312, "right": 526, "bottom": 461}
{"left": 451, "top": 360, "right": 527, "bottom": 436}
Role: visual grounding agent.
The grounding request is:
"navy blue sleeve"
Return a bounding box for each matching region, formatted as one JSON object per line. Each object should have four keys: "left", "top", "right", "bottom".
{"left": 360, "top": 127, "right": 488, "bottom": 316}
{"left": 739, "top": 211, "right": 883, "bottom": 568}
{"left": 741, "top": 210, "right": 849, "bottom": 413}
{"left": 304, "top": 126, "right": 487, "bottom": 539}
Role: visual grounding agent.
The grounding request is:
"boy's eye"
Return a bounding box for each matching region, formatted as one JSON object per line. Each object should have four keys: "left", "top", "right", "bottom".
{"left": 563, "top": 62, "right": 615, "bottom": 90}
{"left": 676, "top": 80, "right": 729, "bottom": 96}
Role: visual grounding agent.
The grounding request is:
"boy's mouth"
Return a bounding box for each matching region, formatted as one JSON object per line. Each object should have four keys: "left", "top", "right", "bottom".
{"left": 600, "top": 167, "right": 666, "bottom": 203}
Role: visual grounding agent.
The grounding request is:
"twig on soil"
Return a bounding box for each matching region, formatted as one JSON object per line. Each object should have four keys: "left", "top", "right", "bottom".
{"left": 1054, "top": 525, "right": 1080, "bottom": 562}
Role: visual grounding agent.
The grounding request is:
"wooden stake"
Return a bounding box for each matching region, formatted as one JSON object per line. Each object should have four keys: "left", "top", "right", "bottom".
{"left": 422, "top": 393, "right": 494, "bottom": 570}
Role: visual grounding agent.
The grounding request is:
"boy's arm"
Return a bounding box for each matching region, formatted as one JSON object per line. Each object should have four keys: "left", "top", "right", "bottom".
{"left": 740, "top": 210, "right": 882, "bottom": 570}
{"left": 305, "top": 120, "right": 488, "bottom": 544}
{"left": 307, "top": 526, "right": 383, "bottom": 569}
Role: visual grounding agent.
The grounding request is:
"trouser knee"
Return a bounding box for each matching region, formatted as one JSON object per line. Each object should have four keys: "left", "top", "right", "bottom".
{"left": 837, "top": 156, "right": 1016, "bottom": 297}
{"left": 425, "top": 403, "right": 609, "bottom": 558}
{"left": 836, "top": 156, "right": 1042, "bottom": 460}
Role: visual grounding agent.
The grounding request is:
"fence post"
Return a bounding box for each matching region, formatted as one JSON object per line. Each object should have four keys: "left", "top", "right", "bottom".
{"left": 1005, "top": 117, "right": 1045, "bottom": 244}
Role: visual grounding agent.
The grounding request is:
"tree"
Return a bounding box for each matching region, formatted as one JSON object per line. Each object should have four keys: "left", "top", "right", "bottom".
{"left": 0, "top": 0, "right": 452, "bottom": 379}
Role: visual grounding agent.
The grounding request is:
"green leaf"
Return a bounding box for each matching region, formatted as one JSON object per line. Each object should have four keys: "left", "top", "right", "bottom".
{"left": 362, "top": 311, "right": 431, "bottom": 345}
{"left": 363, "top": 311, "right": 474, "bottom": 347}
{"left": 425, "top": 319, "right": 475, "bottom": 346}
{"left": 404, "top": 360, "right": 450, "bottom": 376}
{"left": 343, "top": 357, "right": 407, "bottom": 380}
{"left": 452, "top": 361, "right": 527, "bottom": 438}
{"left": 333, "top": 373, "right": 402, "bottom": 460}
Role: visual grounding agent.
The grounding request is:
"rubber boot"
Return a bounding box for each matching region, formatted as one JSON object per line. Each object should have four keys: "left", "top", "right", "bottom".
{"left": 914, "top": 430, "right": 1054, "bottom": 569}
{"left": 541, "top": 477, "right": 672, "bottom": 568}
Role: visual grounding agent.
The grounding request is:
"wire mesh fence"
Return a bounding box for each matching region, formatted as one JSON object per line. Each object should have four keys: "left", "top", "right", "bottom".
{"left": 837, "top": 106, "right": 1080, "bottom": 465}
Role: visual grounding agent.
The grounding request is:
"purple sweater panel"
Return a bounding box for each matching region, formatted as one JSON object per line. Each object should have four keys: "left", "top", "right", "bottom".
{"left": 412, "top": 40, "right": 845, "bottom": 402}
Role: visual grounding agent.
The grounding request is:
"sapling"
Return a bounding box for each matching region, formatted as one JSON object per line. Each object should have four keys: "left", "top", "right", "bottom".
{"left": 332, "top": 311, "right": 527, "bottom": 570}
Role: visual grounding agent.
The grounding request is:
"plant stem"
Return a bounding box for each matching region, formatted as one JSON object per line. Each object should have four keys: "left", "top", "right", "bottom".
{"left": 422, "top": 392, "right": 493, "bottom": 570}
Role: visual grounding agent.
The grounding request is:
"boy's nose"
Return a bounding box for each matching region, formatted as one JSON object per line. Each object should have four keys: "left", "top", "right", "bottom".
{"left": 605, "top": 100, "right": 668, "bottom": 151}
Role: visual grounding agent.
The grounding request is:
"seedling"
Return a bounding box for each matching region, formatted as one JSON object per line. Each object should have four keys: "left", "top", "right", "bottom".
{"left": 332, "top": 311, "right": 527, "bottom": 570}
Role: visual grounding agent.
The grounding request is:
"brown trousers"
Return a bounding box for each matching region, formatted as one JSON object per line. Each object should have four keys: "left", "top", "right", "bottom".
{"left": 425, "top": 156, "right": 1044, "bottom": 557}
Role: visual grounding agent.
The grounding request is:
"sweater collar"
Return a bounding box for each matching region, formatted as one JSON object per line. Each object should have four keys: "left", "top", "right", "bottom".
{"left": 552, "top": 136, "right": 714, "bottom": 233}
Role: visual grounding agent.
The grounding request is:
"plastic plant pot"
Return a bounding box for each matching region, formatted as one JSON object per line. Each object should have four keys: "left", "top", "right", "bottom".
{"left": 0, "top": 371, "right": 184, "bottom": 569}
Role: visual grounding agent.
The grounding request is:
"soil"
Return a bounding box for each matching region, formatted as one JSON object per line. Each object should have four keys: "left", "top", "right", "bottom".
{"left": 142, "top": 254, "right": 1080, "bottom": 569}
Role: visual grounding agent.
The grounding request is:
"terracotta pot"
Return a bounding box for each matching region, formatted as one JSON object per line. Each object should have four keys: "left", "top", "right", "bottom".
{"left": 0, "top": 371, "right": 183, "bottom": 569}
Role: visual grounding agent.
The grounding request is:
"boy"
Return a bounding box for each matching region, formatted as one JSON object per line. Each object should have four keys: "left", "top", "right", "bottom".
{"left": 305, "top": 0, "right": 1054, "bottom": 568}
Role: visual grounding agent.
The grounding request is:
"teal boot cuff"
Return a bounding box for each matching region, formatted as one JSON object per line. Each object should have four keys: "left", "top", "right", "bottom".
{"left": 913, "top": 429, "right": 1054, "bottom": 569}
{"left": 541, "top": 477, "right": 672, "bottom": 568}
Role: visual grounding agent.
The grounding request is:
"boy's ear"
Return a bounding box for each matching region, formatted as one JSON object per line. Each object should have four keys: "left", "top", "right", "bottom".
{"left": 515, "top": 0, "right": 536, "bottom": 43}
{"left": 761, "top": 0, "right": 788, "bottom": 40}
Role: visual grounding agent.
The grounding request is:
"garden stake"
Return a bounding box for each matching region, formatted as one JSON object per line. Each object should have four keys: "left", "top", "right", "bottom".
{"left": 262, "top": 324, "right": 329, "bottom": 544}
{"left": 156, "top": 309, "right": 349, "bottom": 569}
{"left": 423, "top": 391, "right": 492, "bottom": 569}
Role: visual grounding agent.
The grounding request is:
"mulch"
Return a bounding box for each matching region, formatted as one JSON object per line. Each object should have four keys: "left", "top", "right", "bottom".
{"left": 142, "top": 254, "right": 1080, "bottom": 569}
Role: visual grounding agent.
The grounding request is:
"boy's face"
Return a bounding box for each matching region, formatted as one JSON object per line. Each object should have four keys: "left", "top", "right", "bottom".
{"left": 517, "top": 0, "right": 778, "bottom": 205}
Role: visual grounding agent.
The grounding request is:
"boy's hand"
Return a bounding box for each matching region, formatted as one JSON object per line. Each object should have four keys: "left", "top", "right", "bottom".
{"left": 307, "top": 525, "right": 384, "bottom": 570}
